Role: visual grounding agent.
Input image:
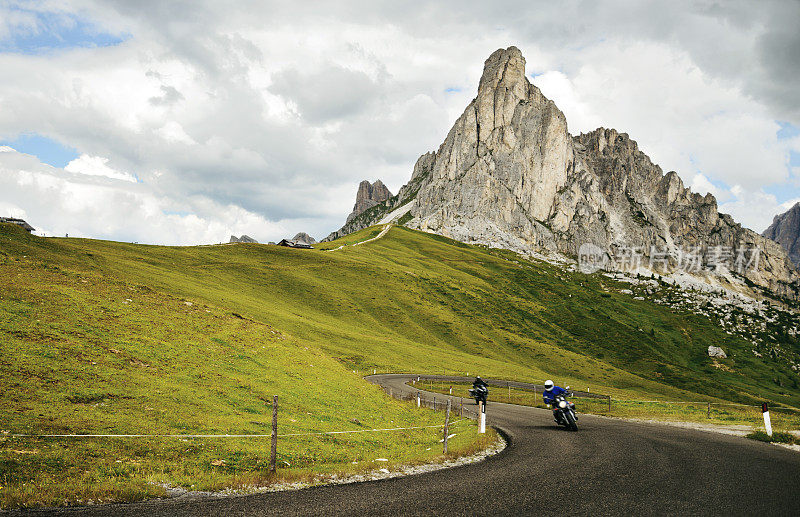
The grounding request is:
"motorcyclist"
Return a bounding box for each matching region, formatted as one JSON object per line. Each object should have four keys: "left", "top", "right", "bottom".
{"left": 542, "top": 379, "right": 570, "bottom": 423}
{"left": 471, "top": 376, "right": 488, "bottom": 405}
{"left": 472, "top": 376, "right": 488, "bottom": 390}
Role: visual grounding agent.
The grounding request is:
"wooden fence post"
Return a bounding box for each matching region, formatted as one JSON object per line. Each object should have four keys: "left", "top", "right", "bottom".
{"left": 460, "top": 397, "right": 463, "bottom": 417}
{"left": 443, "top": 399, "right": 452, "bottom": 454}
{"left": 608, "top": 395, "right": 612, "bottom": 412}
{"left": 270, "top": 395, "right": 278, "bottom": 473}
{"left": 507, "top": 381, "right": 511, "bottom": 403}
{"left": 707, "top": 401, "right": 711, "bottom": 419}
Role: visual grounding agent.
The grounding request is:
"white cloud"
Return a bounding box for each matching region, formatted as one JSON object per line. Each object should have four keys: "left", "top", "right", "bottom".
{"left": 718, "top": 187, "right": 784, "bottom": 234}
{"left": 65, "top": 154, "right": 137, "bottom": 182}
{"left": 0, "top": 147, "right": 292, "bottom": 244}
{"left": 689, "top": 173, "right": 723, "bottom": 200}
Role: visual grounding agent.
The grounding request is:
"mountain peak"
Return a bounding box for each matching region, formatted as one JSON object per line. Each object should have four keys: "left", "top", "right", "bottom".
{"left": 763, "top": 202, "right": 800, "bottom": 266}
{"left": 478, "top": 47, "right": 528, "bottom": 98}
{"left": 345, "top": 179, "right": 392, "bottom": 224}
{"left": 325, "top": 47, "right": 799, "bottom": 298}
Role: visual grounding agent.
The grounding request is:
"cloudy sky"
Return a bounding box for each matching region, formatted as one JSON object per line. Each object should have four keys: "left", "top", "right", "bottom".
{"left": 1, "top": 0, "right": 798, "bottom": 244}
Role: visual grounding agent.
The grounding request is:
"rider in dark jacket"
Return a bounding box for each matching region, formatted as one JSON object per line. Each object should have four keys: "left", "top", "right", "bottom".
{"left": 543, "top": 379, "right": 570, "bottom": 422}
{"left": 473, "top": 376, "right": 488, "bottom": 390}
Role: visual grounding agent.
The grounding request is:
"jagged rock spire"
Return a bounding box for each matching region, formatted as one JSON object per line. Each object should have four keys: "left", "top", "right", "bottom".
{"left": 324, "top": 46, "right": 800, "bottom": 298}
{"left": 346, "top": 180, "right": 393, "bottom": 223}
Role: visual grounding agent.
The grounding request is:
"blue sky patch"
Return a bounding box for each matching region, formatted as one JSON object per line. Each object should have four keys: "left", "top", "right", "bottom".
{"left": 444, "top": 87, "right": 462, "bottom": 93}
{"left": 777, "top": 121, "right": 800, "bottom": 140}
{"left": 1, "top": 134, "right": 79, "bottom": 168}
{"left": 0, "top": 8, "right": 128, "bottom": 54}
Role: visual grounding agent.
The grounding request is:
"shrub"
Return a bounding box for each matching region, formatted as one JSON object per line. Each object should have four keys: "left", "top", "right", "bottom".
{"left": 746, "top": 430, "right": 796, "bottom": 444}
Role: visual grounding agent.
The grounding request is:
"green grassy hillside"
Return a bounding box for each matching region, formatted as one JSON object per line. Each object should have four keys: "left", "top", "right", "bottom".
{"left": 0, "top": 224, "right": 489, "bottom": 508}
{"left": 2, "top": 221, "right": 798, "bottom": 506}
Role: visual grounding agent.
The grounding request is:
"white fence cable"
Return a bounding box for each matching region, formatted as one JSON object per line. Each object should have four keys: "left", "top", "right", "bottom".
{"left": 10, "top": 419, "right": 469, "bottom": 439}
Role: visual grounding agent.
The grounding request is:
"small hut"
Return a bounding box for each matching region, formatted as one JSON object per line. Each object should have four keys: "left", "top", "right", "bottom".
{"left": 0, "top": 217, "right": 35, "bottom": 232}
{"left": 277, "top": 239, "right": 313, "bottom": 249}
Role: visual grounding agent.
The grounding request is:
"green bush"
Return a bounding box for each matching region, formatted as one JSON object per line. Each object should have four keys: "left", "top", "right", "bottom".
{"left": 746, "top": 430, "right": 796, "bottom": 444}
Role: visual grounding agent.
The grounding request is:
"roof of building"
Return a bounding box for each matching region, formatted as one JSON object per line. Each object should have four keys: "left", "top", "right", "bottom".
{"left": 277, "top": 239, "right": 313, "bottom": 249}
{"left": 0, "top": 217, "right": 34, "bottom": 232}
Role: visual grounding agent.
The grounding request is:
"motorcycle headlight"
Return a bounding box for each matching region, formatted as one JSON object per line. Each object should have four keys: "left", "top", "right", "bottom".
{"left": 558, "top": 400, "right": 567, "bottom": 408}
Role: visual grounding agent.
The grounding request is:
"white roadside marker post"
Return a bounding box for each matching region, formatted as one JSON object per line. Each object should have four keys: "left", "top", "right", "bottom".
{"left": 762, "top": 403, "right": 773, "bottom": 437}
{"left": 417, "top": 392, "right": 421, "bottom": 408}
{"left": 479, "top": 400, "right": 486, "bottom": 434}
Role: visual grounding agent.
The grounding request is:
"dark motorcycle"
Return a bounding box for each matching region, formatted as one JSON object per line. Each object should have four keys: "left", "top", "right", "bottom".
{"left": 469, "top": 384, "right": 488, "bottom": 406}
{"left": 553, "top": 389, "right": 578, "bottom": 431}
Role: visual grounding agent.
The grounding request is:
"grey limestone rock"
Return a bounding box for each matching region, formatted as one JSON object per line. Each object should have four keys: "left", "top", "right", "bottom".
{"left": 763, "top": 203, "right": 800, "bottom": 266}
{"left": 324, "top": 46, "right": 800, "bottom": 298}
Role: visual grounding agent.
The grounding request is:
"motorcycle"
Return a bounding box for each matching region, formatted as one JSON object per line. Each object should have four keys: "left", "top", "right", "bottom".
{"left": 469, "top": 384, "right": 489, "bottom": 406}
{"left": 552, "top": 387, "right": 578, "bottom": 431}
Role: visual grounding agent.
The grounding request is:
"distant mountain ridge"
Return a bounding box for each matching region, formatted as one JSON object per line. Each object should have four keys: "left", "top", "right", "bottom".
{"left": 230, "top": 234, "right": 257, "bottom": 243}
{"left": 763, "top": 203, "right": 800, "bottom": 267}
{"left": 292, "top": 232, "right": 317, "bottom": 245}
{"left": 325, "top": 46, "right": 799, "bottom": 299}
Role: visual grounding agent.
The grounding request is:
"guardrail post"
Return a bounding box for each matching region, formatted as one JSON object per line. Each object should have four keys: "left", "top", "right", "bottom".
{"left": 443, "top": 399, "right": 452, "bottom": 454}
{"left": 270, "top": 395, "right": 278, "bottom": 473}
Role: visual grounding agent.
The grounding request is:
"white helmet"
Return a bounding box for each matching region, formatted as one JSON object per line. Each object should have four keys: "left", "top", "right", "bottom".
{"left": 544, "top": 380, "right": 554, "bottom": 391}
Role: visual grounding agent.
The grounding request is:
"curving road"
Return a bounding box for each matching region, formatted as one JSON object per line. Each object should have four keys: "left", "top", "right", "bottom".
{"left": 21, "top": 374, "right": 800, "bottom": 516}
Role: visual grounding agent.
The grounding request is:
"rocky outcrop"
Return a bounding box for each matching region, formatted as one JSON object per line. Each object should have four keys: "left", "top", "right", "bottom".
{"left": 230, "top": 235, "right": 258, "bottom": 243}
{"left": 763, "top": 203, "right": 800, "bottom": 266}
{"left": 326, "top": 46, "right": 800, "bottom": 298}
{"left": 707, "top": 346, "right": 727, "bottom": 358}
{"left": 347, "top": 180, "right": 392, "bottom": 223}
{"left": 292, "top": 232, "right": 317, "bottom": 245}
{"left": 323, "top": 180, "right": 396, "bottom": 241}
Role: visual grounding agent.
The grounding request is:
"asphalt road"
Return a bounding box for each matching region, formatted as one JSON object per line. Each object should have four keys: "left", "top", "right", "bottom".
{"left": 17, "top": 374, "right": 800, "bottom": 516}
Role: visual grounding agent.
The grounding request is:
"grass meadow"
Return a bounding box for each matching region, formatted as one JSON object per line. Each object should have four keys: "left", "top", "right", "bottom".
{"left": 2, "top": 222, "right": 798, "bottom": 507}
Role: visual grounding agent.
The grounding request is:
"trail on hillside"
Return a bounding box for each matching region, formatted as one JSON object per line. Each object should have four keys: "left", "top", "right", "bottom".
{"left": 326, "top": 224, "right": 393, "bottom": 251}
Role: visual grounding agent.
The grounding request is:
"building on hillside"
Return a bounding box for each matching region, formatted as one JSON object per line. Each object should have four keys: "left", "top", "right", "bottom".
{"left": 277, "top": 239, "right": 313, "bottom": 249}
{"left": 0, "top": 217, "right": 34, "bottom": 232}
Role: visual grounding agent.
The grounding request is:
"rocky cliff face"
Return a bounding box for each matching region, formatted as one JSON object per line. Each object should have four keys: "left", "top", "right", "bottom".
{"left": 323, "top": 180, "right": 395, "bottom": 241}
{"left": 763, "top": 203, "right": 800, "bottom": 266}
{"left": 327, "top": 46, "right": 800, "bottom": 298}
{"left": 347, "top": 180, "right": 392, "bottom": 223}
